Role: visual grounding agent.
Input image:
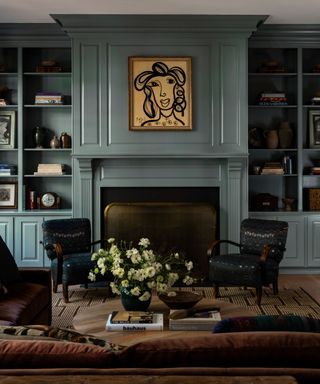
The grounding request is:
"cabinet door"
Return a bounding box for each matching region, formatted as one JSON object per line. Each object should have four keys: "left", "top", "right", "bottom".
{"left": 0, "top": 216, "right": 14, "bottom": 253}
{"left": 307, "top": 216, "right": 320, "bottom": 267}
{"left": 277, "top": 215, "right": 305, "bottom": 268}
{"left": 250, "top": 214, "right": 304, "bottom": 268}
{"left": 14, "top": 217, "right": 44, "bottom": 267}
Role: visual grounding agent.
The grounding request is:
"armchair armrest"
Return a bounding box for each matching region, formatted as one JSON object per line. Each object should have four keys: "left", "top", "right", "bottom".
{"left": 259, "top": 244, "right": 287, "bottom": 264}
{"left": 18, "top": 268, "right": 52, "bottom": 290}
{"left": 207, "top": 240, "right": 241, "bottom": 259}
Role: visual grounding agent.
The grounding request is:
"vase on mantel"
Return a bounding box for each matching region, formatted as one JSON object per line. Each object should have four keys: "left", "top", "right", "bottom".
{"left": 120, "top": 290, "right": 151, "bottom": 311}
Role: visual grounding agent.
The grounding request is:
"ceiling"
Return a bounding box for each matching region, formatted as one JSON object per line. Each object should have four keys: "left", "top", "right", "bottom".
{"left": 0, "top": 0, "right": 320, "bottom": 24}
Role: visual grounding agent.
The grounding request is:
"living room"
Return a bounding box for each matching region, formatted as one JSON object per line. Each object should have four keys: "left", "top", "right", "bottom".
{"left": 0, "top": 1, "right": 320, "bottom": 383}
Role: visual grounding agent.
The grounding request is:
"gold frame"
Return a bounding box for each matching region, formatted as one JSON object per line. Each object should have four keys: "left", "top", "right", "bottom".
{"left": 129, "top": 57, "right": 192, "bottom": 131}
{"left": 0, "top": 182, "right": 17, "bottom": 209}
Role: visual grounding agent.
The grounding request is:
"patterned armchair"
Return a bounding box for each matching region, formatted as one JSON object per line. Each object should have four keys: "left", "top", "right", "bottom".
{"left": 208, "top": 218, "right": 288, "bottom": 305}
{"left": 42, "top": 218, "right": 108, "bottom": 303}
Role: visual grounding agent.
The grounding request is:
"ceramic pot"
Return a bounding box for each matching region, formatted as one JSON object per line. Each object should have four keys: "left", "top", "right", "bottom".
{"left": 33, "top": 126, "right": 46, "bottom": 148}
{"left": 50, "top": 135, "right": 60, "bottom": 149}
{"left": 279, "top": 121, "right": 293, "bottom": 149}
{"left": 60, "top": 132, "right": 71, "bottom": 148}
{"left": 264, "top": 129, "right": 279, "bottom": 149}
{"left": 120, "top": 291, "right": 151, "bottom": 311}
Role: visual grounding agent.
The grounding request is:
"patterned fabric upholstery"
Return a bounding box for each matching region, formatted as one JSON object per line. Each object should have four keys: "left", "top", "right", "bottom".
{"left": 208, "top": 218, "right": 288, "bottom": 305}
{"left": 42, "top": 219, "right": 108, "bottom": 303}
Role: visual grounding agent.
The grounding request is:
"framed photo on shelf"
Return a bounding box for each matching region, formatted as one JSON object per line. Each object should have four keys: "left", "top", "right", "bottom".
{"left": 0, "top": 182, "right": 17, "bottom": 209}
{"left": 309, "top": 110, "right": 320, "bottom": 148}
{"left": 0, "top": 111, "right": 15, "bottom": 149}
{"left": 128, "top": 56, "right": 192, "bottom": 131}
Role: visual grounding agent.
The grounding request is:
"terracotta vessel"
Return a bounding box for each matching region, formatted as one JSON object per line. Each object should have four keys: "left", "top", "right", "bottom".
{"left": 279, "top": 121, "right": 293, "bottom": 149}
{"left": 264, "top": 129, "right": 279, "bottom": 149}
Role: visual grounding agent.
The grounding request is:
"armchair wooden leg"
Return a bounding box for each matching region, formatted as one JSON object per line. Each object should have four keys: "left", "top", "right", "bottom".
{"left": 272, "top": 281, "right": 279, "bottom": 295}
{"left": 214, "top": 283, "right": 220, "bottom": 298}
{"left": 52, "top": 280, "right": 58, "bottom": 293}
{"left": 256, "top": 287, "right": 262, "bottom": 306}
{"left": 63, "top": 284, "right": 69, "bottom": 303}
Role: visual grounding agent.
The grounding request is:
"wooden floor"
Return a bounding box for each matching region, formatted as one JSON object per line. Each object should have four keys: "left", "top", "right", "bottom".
{"left": 279, "top": 274, "right": 320, "bottom": 302}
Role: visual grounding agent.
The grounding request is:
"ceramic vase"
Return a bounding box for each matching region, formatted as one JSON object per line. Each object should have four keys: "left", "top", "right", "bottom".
{"left": 33, "top": 126, "right": 46, "bottom": 148}
{"left": 279, "top": 121, "right": 293, "bottom": 149}
{"left": 120, "top": 291, "right": 151, "bottom": 311}
{"left": 50, "top": 135, "right": 60, "bottom": 149}
{"left": 60, "top": 132, "right": 71, "bottom": 148}
{"left": 264, "top": 129, "right": 279, "bottom": 149}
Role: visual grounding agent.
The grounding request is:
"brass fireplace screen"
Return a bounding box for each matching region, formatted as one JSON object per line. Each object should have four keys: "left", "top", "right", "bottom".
{"left": 104, "top": 202, "right": 217, "bottom": 281}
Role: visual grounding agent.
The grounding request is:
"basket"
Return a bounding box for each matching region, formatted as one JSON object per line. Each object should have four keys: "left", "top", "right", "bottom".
{"left": 309, "top": 188, "right": 320, "bottom": 210}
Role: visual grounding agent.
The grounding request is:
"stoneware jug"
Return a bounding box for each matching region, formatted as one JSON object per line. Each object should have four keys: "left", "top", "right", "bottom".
{"left": 264, "top": 129, "right": 279, "bottom": 149}
{"left": 278, "top": 121, "right": 293, "bottom": 149}
{"left": 60, "top": 132, "right": 71, "bottom": 148}
{"left": 50, "top": 135, "right": 60, "bottom": 149}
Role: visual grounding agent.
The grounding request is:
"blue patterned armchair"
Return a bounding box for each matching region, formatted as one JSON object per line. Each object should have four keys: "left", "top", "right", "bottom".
{"left": 208, "top": 218, "right": 288, "bottom": 305}
{"left": 42, "top": 218, "right": 108, "bottom": 303}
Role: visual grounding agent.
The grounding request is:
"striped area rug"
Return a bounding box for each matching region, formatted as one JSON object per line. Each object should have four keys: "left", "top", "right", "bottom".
{"left": 52, "top": 285, "right": 320, "bottom": 329}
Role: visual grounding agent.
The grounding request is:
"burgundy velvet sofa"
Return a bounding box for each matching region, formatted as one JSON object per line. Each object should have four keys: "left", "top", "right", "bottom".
{"left": 0, "top": 268, "right": 52, "bottom": 326}
{"left": 0, "top": 329, "right": 319, "bottom": 384}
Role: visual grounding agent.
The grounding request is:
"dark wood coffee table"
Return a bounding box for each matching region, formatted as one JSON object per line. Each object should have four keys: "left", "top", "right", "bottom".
{"left": 73, "top": 295, "right": 257, "bottom": 346}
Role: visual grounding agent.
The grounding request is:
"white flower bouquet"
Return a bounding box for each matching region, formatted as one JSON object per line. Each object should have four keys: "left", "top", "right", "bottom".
{"left": 88, "top": 237, "right": 194, "bottom": 302}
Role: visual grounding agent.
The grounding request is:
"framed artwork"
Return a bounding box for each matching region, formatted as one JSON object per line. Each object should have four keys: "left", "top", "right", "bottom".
{"left": 309, "top": 110, "right": 320, "bottom": 148}
{"left": 129, "top": 57, "right": 192, "bottom": 131}
{"left": 0, "top": 111, "right": 15, "bottom": 148}
{"left": 0, "top": 182, "right": 17, "bottom": 209}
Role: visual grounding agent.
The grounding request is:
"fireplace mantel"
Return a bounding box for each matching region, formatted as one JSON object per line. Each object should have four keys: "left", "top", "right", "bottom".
{"left": 75, "top": 157, "right": 247, "bottom": 248}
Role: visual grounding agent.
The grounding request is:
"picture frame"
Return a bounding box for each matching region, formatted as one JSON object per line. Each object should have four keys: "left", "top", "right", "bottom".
{"left": 0, "top": 182, "right": 17, "bottom": 209}
{"left": 0, "top": 111, "right": 15, "bottom": 148}
{"left": 309, "top": 110, "right": 320, "bottom": 148}
{"left": 129, "top": 57, "right": 192, "bottom": 131}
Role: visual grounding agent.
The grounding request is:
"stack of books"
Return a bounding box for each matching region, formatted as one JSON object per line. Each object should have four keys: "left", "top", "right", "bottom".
{"left": 258, "top": 92, "right": 288, "bottom": 106}
{"left": 34, "top": 163, "right": 65, "bottom": 176}
{"left": 311, "top": 96, "right": 320, "bottom": 105}
{"left": 106, "top": 311, "right": 164, "bottom": 331}
{"left": 168, "top": 307, "right": 221, "bottom": 331}
{"left": 0, "top": 163, "right": 17, "bottom": 176}
{"left": 261, "top": 162, "right": 284, "bottom": 175}
{"left": 35, "top": 92, "right": 64, "bottom": 105}
{"left": 311, "top": 167, "right": 320, "bottom": 175}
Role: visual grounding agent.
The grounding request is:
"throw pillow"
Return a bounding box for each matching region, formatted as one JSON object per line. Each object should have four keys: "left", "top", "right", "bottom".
{"left": 0, "top": 325, "right": 124, "bottom": 352}
{"left": 0, "top": 236, "right": 19, "bottom": 285}
{"left": 213, "top": 315, "right": 320, "bottom": 333}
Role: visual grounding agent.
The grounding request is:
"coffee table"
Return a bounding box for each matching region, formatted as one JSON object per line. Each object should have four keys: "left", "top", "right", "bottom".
{"left": 73, "top": 295, "right": 257, "bottom": 346}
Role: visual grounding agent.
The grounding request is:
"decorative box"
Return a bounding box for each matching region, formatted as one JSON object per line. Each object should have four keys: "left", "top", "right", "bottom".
{"left": 308, "top": 188, "right": 320, "bottom": 210}
{"left": 254, "top": 193, "right": 278, "bottom": 211}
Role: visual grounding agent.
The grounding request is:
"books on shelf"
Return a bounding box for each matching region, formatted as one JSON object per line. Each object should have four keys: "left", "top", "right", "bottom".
{"left": 258, "top": 92, "right": 288, "bottom": 106}
{"left": 106, "top": 311, "right": 164, "bottom": 331}
{"left": 168, "top": 307, "right": 221, "bottom": 331}
{"left": 0, "top": 163, "right": 17, "bottom": 176}
{"left": 34, "top": 163, "right": 65, "bottom": 175}
{"left": 35, "top": 92, "right": 64, "bottom": 105}
{"left": 261, "top": 162, "right": 284, "bottom": 175}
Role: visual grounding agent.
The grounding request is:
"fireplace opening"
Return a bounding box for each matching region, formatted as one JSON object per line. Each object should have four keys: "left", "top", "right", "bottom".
{"left": 101, "top": 187, "right": 219, "bottom": 282}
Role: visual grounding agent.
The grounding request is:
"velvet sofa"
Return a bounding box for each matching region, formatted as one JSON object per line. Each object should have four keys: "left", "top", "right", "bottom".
{"left": 0, "top": 326, "right": 319, "bottom": 384}
{"left": 0, "top": 236, "right": 51, "bottom": 326}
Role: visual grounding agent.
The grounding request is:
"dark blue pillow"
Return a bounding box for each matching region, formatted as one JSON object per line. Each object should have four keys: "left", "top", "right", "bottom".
{"left": 213, "top": 315, "right": 320, "bottom": 333}
{"left": 0, "top": 236, "right": 19, "bottom": 285}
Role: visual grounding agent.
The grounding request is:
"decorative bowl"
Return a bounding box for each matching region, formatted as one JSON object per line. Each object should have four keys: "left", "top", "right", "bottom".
{"left": 158, "top": 291, "right": 203, "bottom": 309}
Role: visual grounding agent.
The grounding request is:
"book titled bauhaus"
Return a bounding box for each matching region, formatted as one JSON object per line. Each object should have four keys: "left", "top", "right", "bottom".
{"left": 106, "top": 311, "right": 164, "bottom": 331}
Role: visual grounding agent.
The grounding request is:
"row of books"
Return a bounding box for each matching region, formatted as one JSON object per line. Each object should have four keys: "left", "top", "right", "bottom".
{"left": 34, "top": 163, "right": 65, "bottom": 176}
{"left": 105, "top": 309, "right": 221, "bottom": 332}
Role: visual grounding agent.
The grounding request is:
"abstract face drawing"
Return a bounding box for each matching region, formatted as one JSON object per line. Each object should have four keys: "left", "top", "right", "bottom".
{"left": 132, "top": 60, "right": 190, "bottom": 129}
